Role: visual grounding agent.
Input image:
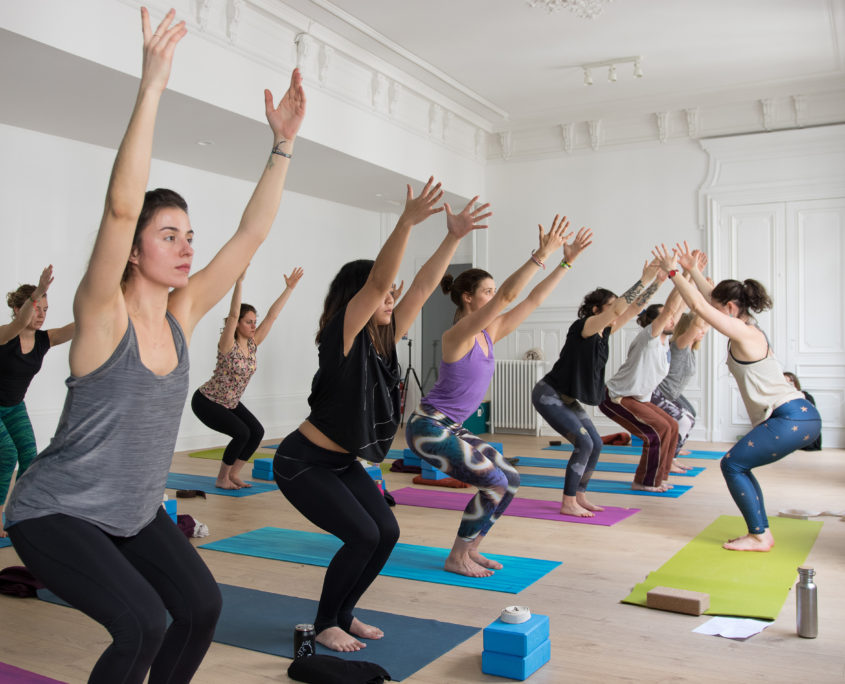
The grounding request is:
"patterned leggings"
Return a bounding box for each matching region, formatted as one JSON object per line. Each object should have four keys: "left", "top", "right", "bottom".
{"left": 650, "top": 387, "right": 695, "bottom": 456}
{"left": 0, "top": 402, "right": 37, "bottom": 506}
{"left": 405, "top": 405, "right": 520, "bottom": 541}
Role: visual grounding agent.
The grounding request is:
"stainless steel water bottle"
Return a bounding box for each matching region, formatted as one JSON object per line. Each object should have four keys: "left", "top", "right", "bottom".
{"left": 796, "top": 566, "right": 818, "bottom": 638}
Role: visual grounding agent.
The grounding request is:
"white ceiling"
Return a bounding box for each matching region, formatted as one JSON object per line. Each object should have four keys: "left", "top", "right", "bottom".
{"left": 1, "top": 1, "right": 843, "bottom": 211}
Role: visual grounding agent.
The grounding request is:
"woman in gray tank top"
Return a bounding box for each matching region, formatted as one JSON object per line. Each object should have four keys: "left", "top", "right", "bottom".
{"left": 5, "top": 9, "right": 306, "bottom": 683}
{"left": 653, "top": 243, "right": 820, "bottom": 552}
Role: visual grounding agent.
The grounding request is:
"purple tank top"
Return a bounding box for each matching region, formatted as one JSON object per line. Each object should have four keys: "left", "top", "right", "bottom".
{"left": 421, "top": 329, "right": 495, "bottom": 424}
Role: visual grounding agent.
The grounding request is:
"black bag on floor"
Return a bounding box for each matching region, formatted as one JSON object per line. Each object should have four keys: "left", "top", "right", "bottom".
{"left": 287, "top": 654, "right": 391, "bottom": 684}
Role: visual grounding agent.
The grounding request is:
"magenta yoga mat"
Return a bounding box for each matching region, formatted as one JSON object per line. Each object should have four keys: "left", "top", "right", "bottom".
{"left": 392, "top": 487, "right": 639, "bottom": 526}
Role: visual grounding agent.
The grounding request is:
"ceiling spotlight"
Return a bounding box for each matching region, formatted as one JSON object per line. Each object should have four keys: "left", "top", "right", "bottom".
{"left": 583, "top": 67, "right": 593, "bottom": 86}
{"left": 197, "top": 140, "right": 214, "bottom": 146}
{"left": 608, "top": 64, "right": 617, "bottom": 82}
{"left": 634, "top": 58, "right": 643, "bottom": 78}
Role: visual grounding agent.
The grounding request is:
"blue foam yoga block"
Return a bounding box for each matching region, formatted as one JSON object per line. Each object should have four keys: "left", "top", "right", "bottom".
{"left": 162, "top": 498, "right": 177, "bottom": 523}
{"left": 252, "top": 457, "right": 273, "bottom": 470}
{"left": 482, "top": 638, "right": 551, "bottom": 680}
{"left": 488, "top": 441, "right": 504, "bottom": 454}
{"left": 420, "top": 463, "right": 450, "bottom": 480}
{"left": 630, "top": 435, "right": 643, "bottom": 447}
{"left": 402, "top": 448, "right": 421, "bottom": 466}
{"left": 483, "top": 614, "right": 549, "bottom": 657}
{"left": 364, "top": 465, "right": 385, "bottom": 493}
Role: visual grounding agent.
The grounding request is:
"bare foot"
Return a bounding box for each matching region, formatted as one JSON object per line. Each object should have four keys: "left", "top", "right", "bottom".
{"left": 444, "top": 554, "right": 494, "bottom": 577}
{"left": 470, "top": 550, "right": 503, "bottom": 569}
{"left": 632, "top": 482, "right": 668, "bottom": 493}
{"left": 723, "top": 530, "right": 774, "bottom": 552}
{"left": 215, "top": 479, "right": 239, "bottom": 490}
{"left": 349, "top": 617, "right": 383, "bottom": 640}
{"left": 679, "top": 449, "right": 691, "bottom": 456}
{"left": 230, "top": 477, "right": 252, "bottom": 488}
{"left": 316, "top": 626, "right": 365, "bottom": 652}
{"left": 575, "top": 493, "right": 604, "bottom": 512}
{"left": 670, "top": 463, "right": 687, "bottom": 474}
{"left": 561, "top": 501, "right": 595, "bottom": 518}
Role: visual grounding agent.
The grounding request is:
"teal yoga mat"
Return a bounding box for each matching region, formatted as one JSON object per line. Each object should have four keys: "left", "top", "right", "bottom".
{"left": 544, "top": 444, "right": 722, "bottom": 459}
{"left": 0, "top": 538, "right": 11, "bottom": 549}
{"left": 515, "top": 455, "right": 704, "bottom": 477}
{"left": 519, "top": 473, "right": 692, "bottom": 498}
{"left": 39, "top": 583, "right": 477, "bottom": 681}
{"left": 201, "top": 527, "right": 561, "bottom": 593}
{"left": 166, "top": 473, "right": 277, "bottom": 497}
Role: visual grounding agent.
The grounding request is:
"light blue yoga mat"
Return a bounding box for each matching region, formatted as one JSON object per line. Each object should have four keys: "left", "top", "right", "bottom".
{"left": 40, "top": 583, "right": 477, "bottom": 681}
{"left": 543, "top": 444, "right": 722, "bottom": 459}
{"left": 519, "top": 473, "right": 692, "bottom": 498}
{"left": 515, "top": 455, "right": 704, "bottom": 477}
{"left": 201, "top": 527, "right": 561, "bottom": 593}
{"left": 166, "top": 473, "right": 278, "bottom": 497}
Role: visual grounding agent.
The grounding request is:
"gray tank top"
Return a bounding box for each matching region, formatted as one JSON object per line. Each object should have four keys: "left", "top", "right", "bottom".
{"left": 6, "top": 312, "right": 189, "bottom": 536}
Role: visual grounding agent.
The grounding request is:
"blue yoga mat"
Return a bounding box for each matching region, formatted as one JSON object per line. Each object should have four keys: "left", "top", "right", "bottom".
{"left": 39, "top": 583, "right": 477, "bottom": 682}
{"left": 519, "top": 473, "right": 692, "bottom": 498}
{"left": 201, "top": 527, "right": 560, "bottom": 593}
{"left": 166, "top": 473, "right": 278, "bottom": 497}
{"left": 515, "top": 455, "right": 704, "bottom": 477}
{"left": 543, "top": 444, "right": 722, "bottom": 459}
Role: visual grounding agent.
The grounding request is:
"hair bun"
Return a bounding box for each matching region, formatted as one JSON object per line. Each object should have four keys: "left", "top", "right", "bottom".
{"left": 440, "top": 274, "right": 454, "bottom": 294}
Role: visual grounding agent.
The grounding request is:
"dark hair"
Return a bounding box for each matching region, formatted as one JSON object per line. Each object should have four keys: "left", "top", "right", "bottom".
{"left": 578, "top": 288, "right": 615, "bottom": 320}
{"left": 316, "top": 259, "right": 394, "bottom": 356}
{"left": 783, "top": 371, "right": 802, "bottom": 391}
{"left": 7, "top": 284, "right": 37, "bottom": 313}
{"left": 441, "top": 268, "right": 492, "bottom": 322}
{"left": 121, "top": 188, "right": 189, "bottom": 285}
{"left": 710, "top": 278, "right": 772, "bottom": 317}
{"left": 235, "top": 304, "right": 257, "bottom": 342}
{"left": 636, "top": 303, "right": 663, "bottom": 328}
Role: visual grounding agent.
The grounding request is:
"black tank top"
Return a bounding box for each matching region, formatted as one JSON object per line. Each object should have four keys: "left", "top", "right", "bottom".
{"left": 542, "top": 318, "right": 611, "bottom": 406}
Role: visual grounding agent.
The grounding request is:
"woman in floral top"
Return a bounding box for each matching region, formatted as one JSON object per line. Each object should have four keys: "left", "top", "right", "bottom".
{"left": 192, "top": 265, "right": 303, "bottom": 488}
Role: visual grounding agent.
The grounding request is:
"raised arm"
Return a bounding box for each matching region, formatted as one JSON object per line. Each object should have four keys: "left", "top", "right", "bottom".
{"left": 0, "top": 266, "right": 54, "bottom": 345}
{"left": 676, "top": 241, "right": 713, "bottom": 300}
{"left": 343, "top": 178, "right": 443, "bottom": 353}
{"left": 392, "top": 196, "right": 491, "bottom": 341}
{"left": 169, "top": 68, "right": 306, "bottom": 335}
{"left": 646, "top": 283, "right": 683, "bottom": 338}
{"left": 75, "top": 10, "right": 186, "bottom": 321}
{"left": 47, "top": 322, "right": 75, "bottom": 347}
{"left": 490, "top": 225, "right": 593, "bottom": 342}
{"left": 582, "top": 258, "right": 659, "bottom": 337}
{"left": 217, "top": 271, "right": 245, "bottom": 354}
{"left": 443, "top": 215, "right": 569, "bottom": 359}
{"left": 254, "top": 266, "right": 303, "bottom": 346}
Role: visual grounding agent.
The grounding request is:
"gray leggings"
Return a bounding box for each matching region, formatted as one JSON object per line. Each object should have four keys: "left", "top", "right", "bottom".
{"left": 650, "top": 387, "right": 695, "bottom": 455}
{"left": 531, "top": 380, "right": 602, "bottom": 496}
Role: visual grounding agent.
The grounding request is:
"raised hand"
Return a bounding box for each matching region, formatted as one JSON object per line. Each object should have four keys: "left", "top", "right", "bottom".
{"left": 651, "top": 243, "right": 678, "bottom": 272}
{"left": 35, "top": 265, "right": 55, "bottom": 298}
{"left": 140, "top": 7, "right": 187, "bottom": 94}
{"left": 399, "top": 177, "right": 445, "bottom": 227}
{"left": 391, "top": 280, "right": 405, "bottom": 301}
{"left": 535, "top": 215, "right": 571, "bottom": 262}
{"left": 265, "top": 68, "right": 307, "bottom": 142}
{"left": 693, "top": 249, "right": 708, "bottom": 272}
{"left": 641, "top": 257, "right": 662, "bottom": 283}
{"left": 563, "top": 226, "right": 593, "bottom": 264}
{"left": 284, "top": 266, "right": 304, "bottom": 289}
{"left": 675, "top": 241, "right": 699, "bottom": 272}
{"left": 445, "top": 196, "right": 492, "bottom": 240}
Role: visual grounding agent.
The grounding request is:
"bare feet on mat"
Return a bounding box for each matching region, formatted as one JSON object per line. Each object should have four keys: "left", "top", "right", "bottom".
{"left": 316, "top": 626, "right": 366, "bottom": 651}
{"left": 576, "top": 492, "right": 604, "bottom": 512}
{"left": 230, "top": 477, "right": 252, "bottom": 488}
{"left": 215, "top": 479, "right": 239, "bottom": 490}
{"left": 679, "top": 449, "right": 691, "bottom": 456}
{"left": 349, "top": 617, "right": 383, "bottom": 640}
{"left": 470, "top": 550, "right": 503, "bottom": 570}
{"left": 444, "top": 554, "right": 494, "bottom": 577}
{"left": 561, "top": 501, "right": 594, "bottom": 517}
{"left": 670, "top": 463, "right": 688, "bottom": 474}
{"left": 631, "top": 482, "right": 668, "bottom": 492}
{"left": 723, "top": 530, "right": 774, "bottom": 552}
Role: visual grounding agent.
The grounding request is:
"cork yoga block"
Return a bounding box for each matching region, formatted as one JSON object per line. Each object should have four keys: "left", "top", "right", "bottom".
{"left": 646, "top": 586, "right": 710, "bottom": 616}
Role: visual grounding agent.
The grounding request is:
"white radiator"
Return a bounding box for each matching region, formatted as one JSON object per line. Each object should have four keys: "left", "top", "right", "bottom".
{"left": 490, "top": 360, "right": 545, "bottom": 435}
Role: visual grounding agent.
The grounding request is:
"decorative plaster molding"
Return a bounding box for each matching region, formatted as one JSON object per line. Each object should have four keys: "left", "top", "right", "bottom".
{"left": 685, "top": 107, "right": 699, "bottom": 139}
{"left": 429, "top": 103, "right": 444, "bottom": 138}
{"left": 588, "top": 120, "right": 602, "bottom": 150}
{"left": 560, "top": 122, "right": 575, "bottom": 153}
{"left": 196, "top": 0, "right": 212, "bottom": 31}
{"left": 792, "top": 95, "right": 806, "bottom": 128}
{"left": 499, "top": 131, "right": 513, "bottom": 160}
{"left": 761, "top": 98, "right": 775, "bottom": 130}
{"left": 318, "top": 44, "right": 333, "bottom": 83}
{"left": 226, "top": 0, "right": 242, "bottom": 43}
{"left": 655, "top": 111, "right": 669, "bottom": 143}
{"left": 388, "top": 81, "right": 401, "bottom": 116}
{"left": 372, "top": 72, "right": 389, "bottom": 112}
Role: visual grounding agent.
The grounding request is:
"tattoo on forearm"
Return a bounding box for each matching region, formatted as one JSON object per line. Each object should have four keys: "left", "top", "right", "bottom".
{"left": 621, "top": 279, "right": 645, "bottom": 304}
{"left": 634, "top": 280, "right": 659, "bottom": 307}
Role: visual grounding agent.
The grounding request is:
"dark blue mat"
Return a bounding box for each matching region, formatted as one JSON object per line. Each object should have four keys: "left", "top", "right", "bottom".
{"left": 515, "top": 455, "right": 704, "bottom": 477}
{"left": 201, "top": 527, "right": 560, "bottom": 593}
{"left": 519, "top": 473, "right": 692, "bottom": 498}
{"left": 166, "top": 473, "right": 278, "bottom": 497}
{"left": 543, "top": 444, "right": 722, "bottom": 459}
{"left": 39, "top": 583, "right": 478, "bottom": 681}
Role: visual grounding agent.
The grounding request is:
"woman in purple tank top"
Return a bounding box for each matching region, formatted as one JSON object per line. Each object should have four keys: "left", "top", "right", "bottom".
{"left": 406, "top": 217, "right": 592, "bottom": 578}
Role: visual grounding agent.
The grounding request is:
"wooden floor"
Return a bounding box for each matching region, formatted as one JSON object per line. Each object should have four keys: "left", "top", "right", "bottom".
{"left": 2, "top": 435, "right": 844, "bottom": 683}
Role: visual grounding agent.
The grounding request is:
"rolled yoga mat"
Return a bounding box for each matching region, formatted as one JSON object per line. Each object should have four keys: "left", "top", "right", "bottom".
{"left": 201, "top": 527, "right": 561, "bottom": 594}
{"left": 38, "top": 583, "right": 477, "bottom": 682}
{"left": 392, "top": 486, "right": 639, "bottom": 526}
{"left": 622, "top": 515, "right": 823, "bottom": 620}
{"left": 518, "top": 473, "right": 692, "bottom": 498}
{"left": 514, "top": 455, "right": 704, "bottom": 477}
{"left": 188, "top": 447, "right": 274, "bottom": 462}
{"left": 166, "top": 473, "right": 278, "bottom": 497}
{"left": 544, "top": 444, "right": 722, "bottom": 460}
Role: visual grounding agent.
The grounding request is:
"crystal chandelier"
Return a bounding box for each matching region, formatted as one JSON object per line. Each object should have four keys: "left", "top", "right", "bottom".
{"left": 526, "top": 0, "right": 613, "bottom": 19}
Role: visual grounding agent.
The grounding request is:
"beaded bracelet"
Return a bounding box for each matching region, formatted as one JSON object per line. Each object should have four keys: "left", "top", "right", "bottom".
{"left": 530, "top": 250, "right": 546, "bottom": 270}
{"left": 560, "top": 260, "right": 572, "bottom": 270}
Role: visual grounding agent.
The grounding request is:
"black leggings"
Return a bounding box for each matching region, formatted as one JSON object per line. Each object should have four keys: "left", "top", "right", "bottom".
{"left": 273, "top": 431, "right": 399, "bottom": 634}
{"left": 8, "top": 507, "right": 221, "bottom": 684}
{"left": 191, "top": 390, "right": 264, "bottom": 465}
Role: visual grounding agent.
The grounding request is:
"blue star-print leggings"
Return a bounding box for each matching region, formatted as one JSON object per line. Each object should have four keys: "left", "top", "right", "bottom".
{"left": 721, "top": 397, "right": 821, "bottom": 534}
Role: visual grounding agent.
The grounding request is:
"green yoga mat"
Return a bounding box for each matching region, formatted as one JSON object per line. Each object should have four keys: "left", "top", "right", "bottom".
{"left": 189, "top": 447, "right": 273, "bottom": 462}
{"left": 622, "top": 515, "right": 823, "bottom": 620}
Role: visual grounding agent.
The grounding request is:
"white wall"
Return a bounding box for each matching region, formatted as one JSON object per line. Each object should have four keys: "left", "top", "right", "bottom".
{"left": 0, "top": 122, "right": 388, "bottom": 451}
